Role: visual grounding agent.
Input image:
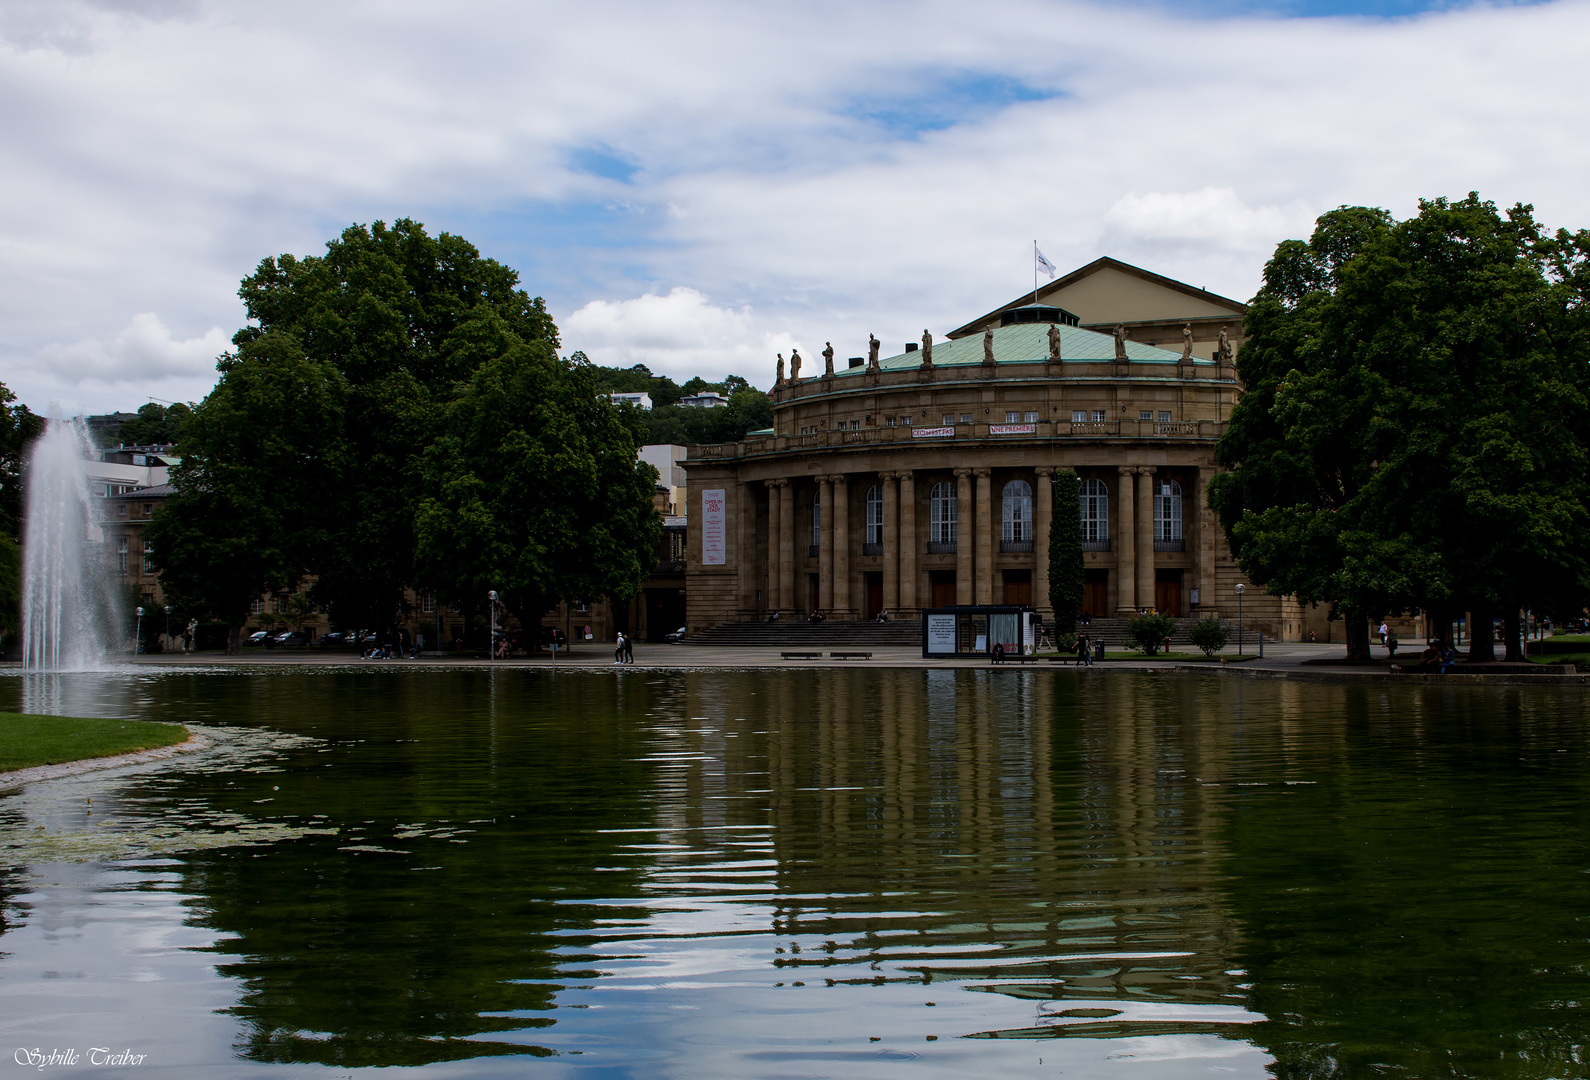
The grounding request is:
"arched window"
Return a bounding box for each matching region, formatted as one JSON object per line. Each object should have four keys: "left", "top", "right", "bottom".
{"left": 929, "top": 481, "right": 957, "bottom": 545}
{"left": 1079, "top": 478, "right": 1109, "bottom": 545}
{"left": 1001, "top": 479, "right": 1032, "bottom": 543}
{"left": 865, "top": 485, "right": 884, "bottom": 546}
{"left": 811, "top": 489, "right": 822, "bottom": 548}
{"left": 1154, "top": 478, "right": 1183, "bottom": 545}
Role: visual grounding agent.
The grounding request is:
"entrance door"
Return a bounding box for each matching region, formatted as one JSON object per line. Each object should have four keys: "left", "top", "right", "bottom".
{"left": 1154, "top": 571, "right": 1182, "bottom": 616}
{"left": 865, "top": 572, "right": 883, "bottom": 619}
{"left": 1002, "top": 570, "right": 1032, "bottom": 606}
{"left": 1082, "top": 569, "right": 1109, "bottom": 617}
{"left": 808, "top": 574, "right": 821, "bottom": 615}
{"left": 930, "top": 570, "right": 957, "bottom": 608}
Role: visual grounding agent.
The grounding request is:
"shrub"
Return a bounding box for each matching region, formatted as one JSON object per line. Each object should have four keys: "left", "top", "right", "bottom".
{"left": 1126, "top": 613, "right": 1178, "bottom": 655}
{"left": 1188, "top": 615, "right": 1229, "bottom": 657}
{"left": 1053, "top": 631, "right": 1077, "bottom": 654}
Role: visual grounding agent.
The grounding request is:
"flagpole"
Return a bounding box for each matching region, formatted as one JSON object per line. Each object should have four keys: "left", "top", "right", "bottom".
{"left": 1032, "top": 240, "right": 1039, "bottom": 306}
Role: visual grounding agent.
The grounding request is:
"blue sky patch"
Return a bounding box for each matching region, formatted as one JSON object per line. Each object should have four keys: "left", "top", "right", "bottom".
{"left": 567, "top": 146, "right": 641, "bottom": 184}
{"left": 1149, "top": 0, "right": 1539, "bottom": 15}
{"left": 842, "top": 73, "right": 1059, "bottom": 138}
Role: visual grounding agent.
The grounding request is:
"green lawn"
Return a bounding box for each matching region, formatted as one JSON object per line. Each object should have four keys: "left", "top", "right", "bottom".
{"left": 0, "top": 713, "right": 189, "bottom": 773}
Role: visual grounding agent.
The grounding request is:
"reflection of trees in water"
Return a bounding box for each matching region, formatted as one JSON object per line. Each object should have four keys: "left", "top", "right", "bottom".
{"left": 160, "top": 671, "right": 662, "bottom": 1067}
{"left": 1219, "top": 681, "right": 1590, "bottom": 1077}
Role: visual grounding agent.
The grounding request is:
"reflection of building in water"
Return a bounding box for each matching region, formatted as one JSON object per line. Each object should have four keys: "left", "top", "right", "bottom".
{"left": 670, "top": 669, "right": 1256, "bottom": 1007}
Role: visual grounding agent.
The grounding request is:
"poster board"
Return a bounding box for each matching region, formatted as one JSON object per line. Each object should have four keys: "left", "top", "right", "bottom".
{"left": 925, "top": 613, "right": 957, "bottom": 654}
{"left": 701, "top": 489, "right": 726, "bottom": 565}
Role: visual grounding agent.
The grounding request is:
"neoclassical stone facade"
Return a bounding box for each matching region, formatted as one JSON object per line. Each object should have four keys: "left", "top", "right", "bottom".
{"left": 681, "top": 262, "right": 1303, "bottom": 640}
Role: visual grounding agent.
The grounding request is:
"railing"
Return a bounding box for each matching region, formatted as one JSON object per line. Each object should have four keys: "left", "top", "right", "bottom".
{"left": 1000, "top": 539, "right": 1034, "bottom": 553}
{"left": 1154, "top": 421, "right": 1201, "bottom": 437}
{"left": 1153, "top": 539, "right": 1186, "bottom": 552}
{"left": 1070, "top": 421, "right": 1119, "bottom": 437}
{"left": 926, "top": 541, "right": 957, "bottom": 554}
{"left": 1082, "top": 539, "right": 1110, "bottom": 552}
{"left": 861, "top": 543, "right": 884, "bottom": 555}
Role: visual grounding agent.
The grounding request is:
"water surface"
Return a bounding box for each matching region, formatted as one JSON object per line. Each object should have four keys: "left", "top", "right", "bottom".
{"left": 2, "top": 667, "right": 1587, "bottom": 1078}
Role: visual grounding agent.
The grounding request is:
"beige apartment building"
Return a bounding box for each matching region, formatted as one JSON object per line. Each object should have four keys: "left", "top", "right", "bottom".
{"left": 680, "top": 257, "right": 1309, "bottom": 641}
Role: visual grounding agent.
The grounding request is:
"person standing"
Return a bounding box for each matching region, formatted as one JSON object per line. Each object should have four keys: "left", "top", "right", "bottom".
{"left": 622, "top": 633, "right": 635, "bottom": 665}
{"left": 1379, "top": 621, "right": 1389, "bottom": 646}
{"left": 614, "top": 632, "right": 625, "bottom": 665}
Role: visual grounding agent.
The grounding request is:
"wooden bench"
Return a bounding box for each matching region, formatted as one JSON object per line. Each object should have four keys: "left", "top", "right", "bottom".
{"left": 995, "top": 655, "right": 1040, "bottom": 663}
{"left": 828, "top": 651, "right": 872, "bottom": 659}
{"left": 780, "top": 651, "right": 823, "bottom": 659}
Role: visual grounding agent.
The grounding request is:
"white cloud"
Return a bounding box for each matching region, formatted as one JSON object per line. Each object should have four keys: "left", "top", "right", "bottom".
{"left": 32, "top": 313, "right": 227, "bottom": 388}
{"left": 1, "top": 0, "right": 1587, "bottom": 408}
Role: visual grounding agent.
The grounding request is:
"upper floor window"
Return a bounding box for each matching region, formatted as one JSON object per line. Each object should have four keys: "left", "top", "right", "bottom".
{"left": 959, "top": 413, "right": 973, "bottom": 424}
{"left": 143, "top": 503, "right": 153, "bottom": 518}
{"left": 1158, "top": 411, "right": 1172, "bottom": 423}
{"left": 1092, "top": 410, "right": 1106, "bottom": 422}
{"left": 811, "top": 489, "right": 821, "bottom": 546}
{"left": 1155, "top": 479, "right": 1183, "bottom": 541}
{"left": 1002, "top": 480, "right": 1032, "bottom": 542}
{"left": 250, "top": 598, "right": 263, "bottom": 615}
{"left": 1139, "top": 410, "right": 1153, "bottom": 421}
{"left": 942, "top": 413, "right": 954, "bottom": 426}
{"left": 865, "top": 485, "right": 884, "bottom": 546}
{"left": 929, "top": 482, "right": 957, "bottom": 544}
{"left": 1024, "top": 411, "right": 1038, "bottom": 423}
{"left": 420, "top": 590, "right": 436, "bottom": 614}
{"left": 1072, "top": 410, "right": 1086, "bottom": 423}
{"left": 117, "top": 537, "right": 128, "bottom": 574}
{"left": 1080, "top": 478, "right": 1109, "bottom": 542}
{"left": 116, "top": 504, "right": 127, "bottom": 518}
{"left": 1005, "top": 411, "right": 1020, "bottom": 423}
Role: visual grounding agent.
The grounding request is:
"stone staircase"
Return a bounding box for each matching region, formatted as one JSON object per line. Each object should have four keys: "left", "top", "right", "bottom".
{"left": 681, "top": 616, "right": 1244, "bottom": 649}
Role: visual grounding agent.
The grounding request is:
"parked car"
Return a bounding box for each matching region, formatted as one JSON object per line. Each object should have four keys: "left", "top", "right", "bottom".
{"left": 244, "top": 630, "right": 271, "bottom": 646}
{"left": 665, "top": 626, "right": 687, "bottom": 643}
{"left": 538, "top": 627, "right": 567, "bottom": 649}
{"left": 275, "top": 630, "right": 311, "bottom": 647}
{"left": 318, "top": 631, "right": 350, "bottom": 649}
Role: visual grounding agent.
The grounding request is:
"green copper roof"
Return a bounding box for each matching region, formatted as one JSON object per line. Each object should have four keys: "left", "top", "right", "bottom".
{"left": 826, "top": 322, "right": 1197, "bottom": 378}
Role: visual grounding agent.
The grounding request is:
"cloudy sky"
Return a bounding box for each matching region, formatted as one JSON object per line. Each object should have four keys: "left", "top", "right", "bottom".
{"left": 2, "top": 0, "right": 1585, "bottom": 414}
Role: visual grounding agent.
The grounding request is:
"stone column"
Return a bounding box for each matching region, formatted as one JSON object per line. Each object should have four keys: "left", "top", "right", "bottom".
{"left": 974, "top": 467, "right": 993, "bottom": 605}
{"left": 833, "top": 474, "right": 851, "bottom": 617}
{"left": 779, "top": 480, "right": 795, "bottom": 616}
{"left": 1136, "top": 466, "right": 1156, "bottom": 614}
{"left": 819, "top": 475, "right": 835, "bottom": 613}
{"left": 1197, "top": 465, "right": 1217, "bottom": 616}
{"left": 1115, "top": 466, "right": 1136, "bottom": 614}
{"left": 899, "top": 471, "right": 918, "bottom": 612}
{"left": 765, "top": 479, "right": 781, "bottom": 613}
{"left": 738, "top": 481, "right": 755, "bottom": 615}
{"left": 1034, "top": 467, "right": 1053, "bottom": 619}
{"left": 880, "top": 471, "right": 899, "bottom": 612}
{"left": 955, "top": 468, "right": 974, "bottom": 605}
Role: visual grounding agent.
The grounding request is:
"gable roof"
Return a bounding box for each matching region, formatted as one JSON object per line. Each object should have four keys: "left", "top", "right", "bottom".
{"left": 948, "top": 256, "right": 1247, "bottom": 339}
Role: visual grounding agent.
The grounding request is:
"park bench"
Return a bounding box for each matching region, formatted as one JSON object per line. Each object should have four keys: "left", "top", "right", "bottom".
{"left": 780, "top": 651, "right": 822, "bottom": 659}
{"left": 828, "top": 651, "right": 872, "bottom": 659}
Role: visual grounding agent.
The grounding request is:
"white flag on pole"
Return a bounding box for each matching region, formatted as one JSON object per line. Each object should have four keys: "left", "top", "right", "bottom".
{"left": 1035, "top": 247, "right": 1057, "bottom": 279}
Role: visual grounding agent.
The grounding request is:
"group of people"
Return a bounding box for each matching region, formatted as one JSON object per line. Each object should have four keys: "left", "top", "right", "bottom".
{"left": 613, "top": 631, "right": 635, "bottom": 664}
{"left": 1072, "top": 633, "right": 1096, "bottom": 666}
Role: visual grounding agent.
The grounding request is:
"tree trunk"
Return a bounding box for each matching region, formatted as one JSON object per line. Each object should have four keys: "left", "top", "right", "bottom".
{"left": 226, "top": 624, "right": 240, "bottom": 655}
{"left": 1467, "top": 607, "right": 1495, "bottom": 662}
{"left": 1343, "top": 610, "right": 1372, "bottom": 661}
{"left": 1503, "top": 607, "right": 1524, "bottom": 662}
{"left": 1428, "top": 603, "right": 1455, "bottom": 650}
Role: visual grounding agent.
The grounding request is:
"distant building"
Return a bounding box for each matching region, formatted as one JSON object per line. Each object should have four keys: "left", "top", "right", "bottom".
{"left": 83, "top": 412, "right": 140, "bottom": 447}
{"left": 608, "top": 392, "right": 653, "bottom": 411}
{"left": 678, "top": 391, "right": 729, "bottom": 409}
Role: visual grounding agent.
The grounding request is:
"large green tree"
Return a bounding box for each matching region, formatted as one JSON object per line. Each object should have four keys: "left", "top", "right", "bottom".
{"left": 147, "top": 332, "right": 349, "bottom": 649}
{"left": 232, "top": 218, "right": 559, "bottom": 629}
{"left": 0, "top": 380, "right": 43, "bottom": 657}
{"left": 1209, "top": 195, "right": 1590, "bottom": 660}
{"left": 413, "top": 313, "right": 660, "bottom": 638}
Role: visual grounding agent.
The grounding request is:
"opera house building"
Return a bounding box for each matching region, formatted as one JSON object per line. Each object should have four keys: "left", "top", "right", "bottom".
{"left": 680, "top": 257, "right": 1306, "bottom": 641}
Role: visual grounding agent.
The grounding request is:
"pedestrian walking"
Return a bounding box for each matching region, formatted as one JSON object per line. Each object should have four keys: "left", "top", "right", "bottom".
{"left": 622, "top": 633, "right": 634, "bottom": 664}
{"left": 614, "top": 632, "right": 625, "bottom": 664}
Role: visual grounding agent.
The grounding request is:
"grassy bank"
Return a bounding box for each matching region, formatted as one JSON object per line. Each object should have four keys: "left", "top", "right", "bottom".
{"left": 0, "top": 713, "right": 189, "bottom": 773}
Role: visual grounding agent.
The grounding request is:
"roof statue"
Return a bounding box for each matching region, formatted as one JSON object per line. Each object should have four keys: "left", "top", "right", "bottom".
{"left": 790, "top": 347, "right": 802, "bottom": 382}
{"left": 1113, "top": 323, "right": 1130, "bottom": 363}
{"left": 775, "top": 352, "right": 785, "bottom": 387}
{"left": 867, "top": 333, "right": 880, "bottom": 371}
{"left": 1047, "top": 323, "right": 1062, "bottom": 362}
{"left": 823, "top": 341, "right": 835, "bottom": 376}
{"left": 920, "top": 329, "right": 933, "bottom": 368}
{"left": 1217, "top": 326, "right": 1233, "bottom": 366}
{"left": 982, "top": 327, "right": 995, "bottom": 366}
{"left": 1182, "top": 323, "right": 1194, "bottom": 361}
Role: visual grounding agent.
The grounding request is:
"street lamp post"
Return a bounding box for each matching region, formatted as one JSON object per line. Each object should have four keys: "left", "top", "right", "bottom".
{"left": 164, "top": 606, "right": 171, "bottom": 653}
{"left": 1235, "top": 584, "right": 1244, "bottom": 656}
{"left": 488, "top": 590, "right": 498, "bottom": 661}
{"left": 135, "top": 606, "right": 144, "bottom": 655}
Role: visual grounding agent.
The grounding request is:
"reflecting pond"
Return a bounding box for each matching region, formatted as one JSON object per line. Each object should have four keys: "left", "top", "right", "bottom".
{"left": 2, "top": 667, "right": 1589, "bottom": 1078}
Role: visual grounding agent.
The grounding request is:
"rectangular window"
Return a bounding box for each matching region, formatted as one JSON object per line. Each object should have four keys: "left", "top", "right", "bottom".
{"left": 143, "top": 557, "right": 154, "bottom": 574}
{"left": 1140, "top": 410, "right": 1153, "bottom": 421}
{"left": 942, "top": 414, "right": 954, "bottom": 426}
{"left": 886, "top": 416, "right": 896, "bottom": 426}
{"left": 1159, "top": 411, "right": 1172, "bottom": 422}
{"left": 276, "top": 593, "right": 289, "bottom": 614}
{"left": 1092, "top": 410, "right": 1107, "bottom": 422}
{"left": 1025, "top": 411, "right": 1039, "bottom": 423}
{"left": 144, "top": 540, "right": 154, "bottom": 553}
{"left": 574, "top": 599, "right": 589, "bottom": 613}
{"left": 959, "top": 413, "right": 973, "bottom": 424}
{"left": 1072, "top": 410, "right": 1086, "bottom": 423}
{"left": 421, "top": 590, "right": 435, "bottom": 614}
{"left": 1005, "top": 411, "right": 1020, "bottom": 423}
{"left": 250, "top": 599, "right": 263, "bottom": 615}
{"left": 117, "top": 504, "right": 127, "bottom": 518}
{"left": 143, "top": 504, "right": 153, "bottom": 518}
{"left": 901, "top": 416, "right": 912, "bottom": 426}
{"left": 117, "top": 537, "right": 128, "bottom": 574}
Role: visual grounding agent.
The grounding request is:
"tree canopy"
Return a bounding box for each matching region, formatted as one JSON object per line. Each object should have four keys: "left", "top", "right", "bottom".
{"left": 151, "top": 220, "right": 658, "bottom": 646}
{"left": 1209, "top": 195, "right": 1590, "bottom": 659}
{"left": 117, "top": 401, "right": 191, "bottom": 447}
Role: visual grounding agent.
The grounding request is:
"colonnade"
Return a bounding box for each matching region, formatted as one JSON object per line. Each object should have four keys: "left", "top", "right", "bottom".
{"left": 757, "top": 464, "right": 1209, "bottom": 619}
